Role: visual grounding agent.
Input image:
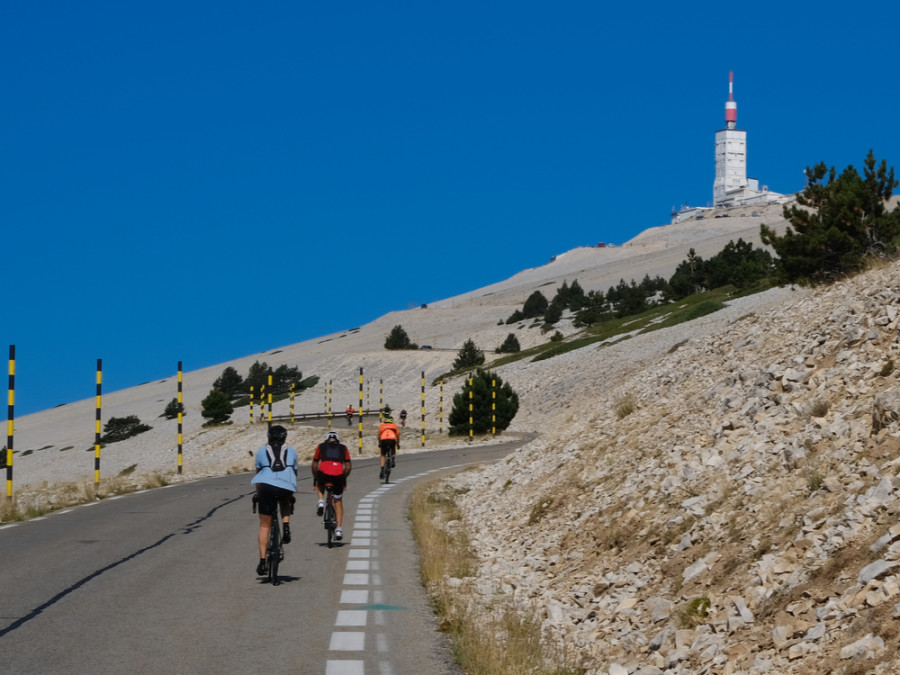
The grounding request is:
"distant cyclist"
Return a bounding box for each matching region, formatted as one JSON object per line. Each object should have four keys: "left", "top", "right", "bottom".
{"left": 251, "top": 425, "right": 298, "bottom": 576}
{"left": 378, "top": 414, "right": 400, "bottom": 480}
{"left": 399, "top": 409, "right": 408, "bottom": 427}
{"left": 346, "top": 404, "right": 354, "bottom": 427}
{"left": 312, "top": 431, "right": 352, "bottom": 541}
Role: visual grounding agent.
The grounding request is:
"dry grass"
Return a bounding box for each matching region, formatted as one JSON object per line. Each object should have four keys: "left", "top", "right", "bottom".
{"left": 614, "top": 393, "right": 637, "bottom": 420}
{"left": 0, "top": 471, "right": 176, "bottom": 524}
{"left": 409, "top": 480, "right": 582, "bottom": 675}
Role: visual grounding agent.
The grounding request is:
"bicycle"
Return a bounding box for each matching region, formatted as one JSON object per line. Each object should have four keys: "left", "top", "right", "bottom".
{"left": 252, "top": 494, "right": 293, "bottom": 585}
{"left": 383, "top": 446, "right": 396, "bottom": 484}
{"left": 322, "top": 481, "right": 338, "bottom": 547}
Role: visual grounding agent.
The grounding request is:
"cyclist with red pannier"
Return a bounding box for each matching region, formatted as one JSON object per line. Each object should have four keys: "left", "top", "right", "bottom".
{"left": 311, "top": 431, "right": 352, "bottom": 541}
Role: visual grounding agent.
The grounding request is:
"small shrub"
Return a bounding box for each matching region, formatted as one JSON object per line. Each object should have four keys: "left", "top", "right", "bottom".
{"left": 119, "top": 464, "right": 137, "bottom": 477}
{"left": 101, "top": 415, "right": 152, "bottom": 444}
{"left": 880, "top": 360, "right": 895, "bottom": 377}
{"left": 528, "top": 496, "right": 554, "bottom": 525}
{"left": 678, "top": 597, "right": 711, "bottom": 628}
{"left": 161, "top": 398, "right": 185, "bottom": 419}
{"left": 549, "top": 330, "right": 564, "bottom": 342}
{"left": 615, "top": 394, "right": 637, "bottom": 419}
{"left": 808, "top": 399, "right": 829, "bottom": 418}
{"left": 807, "top": 467, "right": 825, "bottom": 493}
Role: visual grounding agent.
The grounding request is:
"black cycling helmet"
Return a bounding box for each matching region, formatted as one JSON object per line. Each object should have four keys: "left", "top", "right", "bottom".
{"left": 268, "top": 425, "right": 288, "bottom": 444}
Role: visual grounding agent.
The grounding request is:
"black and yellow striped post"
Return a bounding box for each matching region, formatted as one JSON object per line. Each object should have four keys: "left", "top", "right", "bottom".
{"left": 492, "top": 378, "right": 496, "bottom": 436}
{"left": 420, "top": 371, "right": 425, "bottom": 448}
{"left": 357, "top": 367, "right": 363, "bottom": 455}
{"left": 94, "top": 359, "right": 102, "bottom": 488}
{"left": 6, "top": 345, "right": 15, "bottom": 501}
{"left": 439, "top": 380, "right": 444, "bottom": 434}
{"left": 323, "top": 382, "right": 328, "bottom": 418}
{"left": 259, "top": 384, "right": 266, "bottom": 424}
{"left": 177, "top": 361, "right": 183, "bottom": 475}
{"left": 468, "top": 376, "right": 473, "bottom": 442}
{"left": 328, "top": 380, "right": 333, "bottom": 429}
{"left": 379, "top": 379, "right": 383, "bottom": 422}
{"left": 250, "top": 386, "right": 255, "bottom": 424}
{"left": 290, "top": 383, "right": 295, "bottom": 423}
{"left": 267, "top": 372, "right": 273, "bottom": 425}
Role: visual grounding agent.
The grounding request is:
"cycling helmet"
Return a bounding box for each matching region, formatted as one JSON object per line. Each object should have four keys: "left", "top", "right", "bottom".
{"left": 325, "top": 431, "right": 340, "bottom": 443}
{"left": 384, "top": 415, "right": 393, "bottom": 423}
{"left": 268, "top": 425, "right": 288, "bottom": 443}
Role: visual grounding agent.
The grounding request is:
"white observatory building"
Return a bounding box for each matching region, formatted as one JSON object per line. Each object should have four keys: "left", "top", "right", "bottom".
{"left": 673, "top": 72, "right": 785, "bottom": 223}
{"left": 712, "top": 71, "right": 783, "bottom": 208}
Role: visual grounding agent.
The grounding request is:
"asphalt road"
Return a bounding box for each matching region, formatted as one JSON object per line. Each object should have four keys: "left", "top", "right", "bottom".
{"left": 0, "top": 438, "right": 525, "bottom": 675}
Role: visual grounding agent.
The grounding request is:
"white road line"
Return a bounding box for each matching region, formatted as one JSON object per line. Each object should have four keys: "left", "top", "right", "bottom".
{"left": 329, "top": 631, "right": 365, "bottom": 651}
{"left": 340, "top": 589, "right": 369, "bottom": 604}
{"left": 336, "top": 610, "right": 368, "bottom": 627}
{"left": 325, "top": 660, "right": 364, "bottom": 675}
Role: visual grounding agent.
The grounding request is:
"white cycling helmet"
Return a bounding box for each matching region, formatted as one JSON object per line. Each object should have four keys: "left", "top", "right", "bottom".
{"left": 325, "top": 431, "right": 341, "bottom": 443}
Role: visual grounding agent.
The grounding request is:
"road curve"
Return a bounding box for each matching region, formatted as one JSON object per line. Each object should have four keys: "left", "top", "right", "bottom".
{"left": 0, "top": 437, "right": 529, "bottom": 675}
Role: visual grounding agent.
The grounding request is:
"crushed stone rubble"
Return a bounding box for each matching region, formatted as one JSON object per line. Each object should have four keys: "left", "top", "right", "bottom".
{"left": 441, "top": 263, "right": 900, "bottom": 674}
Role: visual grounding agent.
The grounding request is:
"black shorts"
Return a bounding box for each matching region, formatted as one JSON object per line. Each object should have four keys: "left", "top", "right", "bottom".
{"left": 256, "top": 483, "right": 294, "bottom": 517}
{"left": 379, "top": 439, "right": 397, "bottom": 456}
{"left": 316, "top": 472, "right": 347, "bottom": 498}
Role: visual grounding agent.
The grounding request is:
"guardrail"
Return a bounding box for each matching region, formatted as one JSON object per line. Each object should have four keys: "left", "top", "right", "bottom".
{"left": 266, "top": 409, "right": 382, "bottom": 423}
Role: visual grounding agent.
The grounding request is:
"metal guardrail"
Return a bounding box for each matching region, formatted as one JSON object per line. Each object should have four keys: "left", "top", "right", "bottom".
{"left": 266, "top": 409, "right": 381, "bottom": 423}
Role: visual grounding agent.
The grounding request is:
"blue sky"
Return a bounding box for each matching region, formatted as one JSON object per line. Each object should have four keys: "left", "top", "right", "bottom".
{"left": 4, "top": 1, "right": 899, "bottom": 416}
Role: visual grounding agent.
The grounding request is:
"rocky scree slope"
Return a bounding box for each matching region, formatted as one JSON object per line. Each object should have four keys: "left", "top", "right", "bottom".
{"left": 443, "top": 261, "right": 900, "bottom": 675}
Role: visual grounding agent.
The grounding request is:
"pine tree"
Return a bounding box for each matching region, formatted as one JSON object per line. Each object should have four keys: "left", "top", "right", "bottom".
{"left": 522, "top": 290, "right": 549, "bottom": 319}
{"left": 761, "top": 150, "right": 900, "bottom": 284}
{"left": 496, "top": 333, "right": 521, "bottom": 353}
{"left": 448, "top": 369, "right": 519, "bottom": 435}
{"left": 384, "top": 325, "right": 417, "bottom": 350}
{"left": 453, "top": 339, "right": 485, "bottom": 370}
{"left": 213, "top": 366, "right": 244, "bottom": 398}
{"left": 201, "top": 389, "right": 233, "bottom": 426}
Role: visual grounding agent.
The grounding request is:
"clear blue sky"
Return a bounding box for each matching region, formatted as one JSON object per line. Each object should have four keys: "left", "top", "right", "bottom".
{"left": 4, "top": 1, "right": 899, "bottom": 416}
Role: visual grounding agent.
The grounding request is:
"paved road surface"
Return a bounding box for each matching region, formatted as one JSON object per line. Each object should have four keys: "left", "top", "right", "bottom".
{"left": 0, "top": 438, "right": 525, "bottom": 675}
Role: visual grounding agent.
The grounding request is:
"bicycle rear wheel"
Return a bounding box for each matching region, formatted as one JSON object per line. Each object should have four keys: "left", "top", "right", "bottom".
{"left": 267, "top": 520, "right": 281, "bottom": 585}
{"left": 384, "top": 461, "right": 391, "bottom": 484}
{"left": 325, "top": 504, "right": 336, "bottom": 547}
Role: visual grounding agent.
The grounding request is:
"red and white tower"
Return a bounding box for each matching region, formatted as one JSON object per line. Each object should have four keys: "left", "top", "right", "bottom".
{"left": 713, "top": 70, "right": 748, "bottom": 206}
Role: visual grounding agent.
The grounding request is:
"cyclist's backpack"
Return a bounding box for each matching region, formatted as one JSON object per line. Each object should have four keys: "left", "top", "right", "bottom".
{"left": 266, "top": 445, "right": 287, "bottom": 472}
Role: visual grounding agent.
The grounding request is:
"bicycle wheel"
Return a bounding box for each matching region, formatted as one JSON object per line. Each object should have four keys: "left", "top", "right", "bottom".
{"left": 384, "top": 460, "right": 391, "bottom": 484}
{"left": 267, "top": 520, "right": 281, "bottom": 585}
{"left": 325, "top": 504, "right": 336, "bottom": 548}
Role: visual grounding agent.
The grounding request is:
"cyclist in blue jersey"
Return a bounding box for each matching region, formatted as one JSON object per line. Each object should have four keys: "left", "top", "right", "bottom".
{"left": 251, "top": 425, "right": 298, "bottom": 576}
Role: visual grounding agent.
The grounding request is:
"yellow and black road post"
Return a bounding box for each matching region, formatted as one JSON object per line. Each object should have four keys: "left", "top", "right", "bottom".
{"left": 468, "top": 376, "right": 473, "bottom": 441}
{"left": 177, "top": 361, "right": 183, "bottom": 475}
{"left": 328, "top": 380, "right": 333, "bottom": 429}
{"left": 492, "top": 378, "right": 496, "bottom": 436}
{"left": 420, "top": 371, "right": 425, "bottom": 447}
{"left": 439, "top": 379, "right": 444, "bottom": 434}
{"left": 250, "top": 386, "right": 254, "bottom": 424}
{"left": 379, "top": 379, "right": 383, "bottom": 422}
{"left": 290, "top": 383, "right": 295, "bottom": 423}
{"left": 94, "top": 359, "right": 102, "bottom": 489}
{"left": 357, "top": 367, "right": 363, "bottom": 455}
{"left": 6, "top": 345, "right": 15, "bottom": 501}
{"left": 267, "top": 372, "right": 273, "bottom": 425}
